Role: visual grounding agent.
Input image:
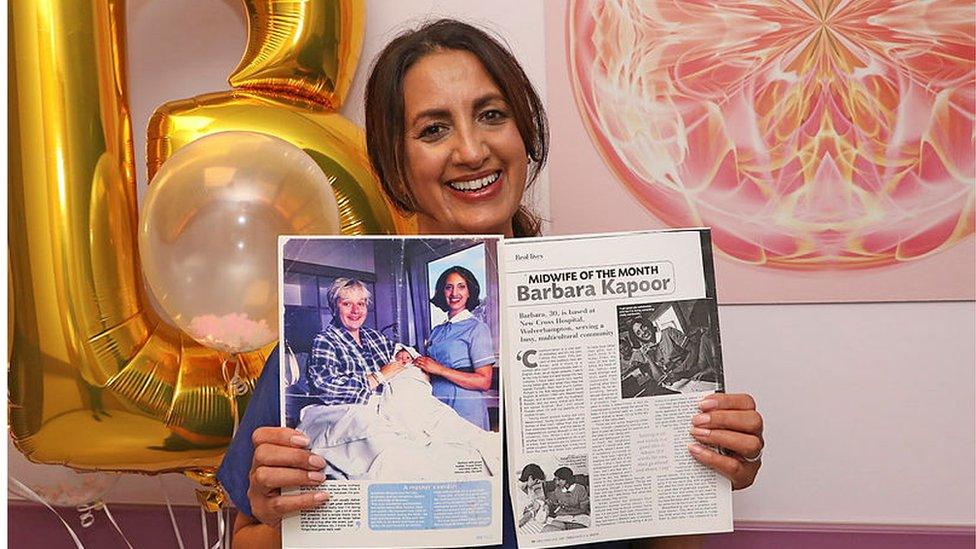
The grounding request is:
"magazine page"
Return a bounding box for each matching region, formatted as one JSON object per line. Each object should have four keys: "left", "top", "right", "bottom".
{"left": 278, "top": 236, "right": 504, "bottom": 549}
{"left": 502, "top": 230, "right": 733, "bottom": 549}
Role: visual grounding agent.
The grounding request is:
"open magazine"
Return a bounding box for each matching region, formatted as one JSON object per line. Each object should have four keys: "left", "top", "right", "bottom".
{"left": 503, "top": 231, "right": 731, "bottom": 548}
{"left": 277, "top": 230, "right": 731, "bottom": 549}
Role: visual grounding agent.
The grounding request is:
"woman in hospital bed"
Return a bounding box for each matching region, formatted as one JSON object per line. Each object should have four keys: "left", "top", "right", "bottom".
{"left": 296, "top": 343, "right": 501, "bottom": 481}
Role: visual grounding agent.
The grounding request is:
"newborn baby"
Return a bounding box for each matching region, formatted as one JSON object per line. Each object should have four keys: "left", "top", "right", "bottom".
{"left": 377, "top": 343, "right": 501, "bottom": 475}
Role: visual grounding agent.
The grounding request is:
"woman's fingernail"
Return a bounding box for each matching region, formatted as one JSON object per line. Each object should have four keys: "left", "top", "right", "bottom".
{"left": 290, "top": 435, "right": 310, "bottom": 447}
{"left": 313, "top": 492, "right": 329, "bottom": 502}
{"left": 690, "top": 427, "right": 710, "bottom": 438}
{"left": 308, "top": 471, "right": 325, "bottom": 482}
{"left": 699, "top": 398, "right": 718, "bottom": 411}
{"left": 688, "top": 443, "right": 705, "bottom": 455}
{"left": 308, "top": 454, "right": 327, "bottom": 469}
{"left": 692, "top": 413, "right": 710, "bottom": 426}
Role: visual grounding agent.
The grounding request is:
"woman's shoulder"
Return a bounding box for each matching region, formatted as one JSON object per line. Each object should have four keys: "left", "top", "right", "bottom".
{"left": 457, "top": 315, "right": 491, "bottom": 336}
{"left": 458, "top": 314, "right": 487, "bottom": 326}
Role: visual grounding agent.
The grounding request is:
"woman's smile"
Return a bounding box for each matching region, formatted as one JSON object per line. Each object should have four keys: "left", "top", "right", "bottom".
{"left": 446, "top": 169, "right": 501, "bottom": 194}
{"left": 402, "top": 49, "right": 528, "bottom": 236}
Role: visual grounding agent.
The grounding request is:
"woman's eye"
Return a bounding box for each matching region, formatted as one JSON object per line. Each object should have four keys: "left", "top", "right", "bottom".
{"left": 419, "top": 124, "right": 447, "bottom": 140}
{"left": 480, "top": 109, "right": 507, "bottom": 123}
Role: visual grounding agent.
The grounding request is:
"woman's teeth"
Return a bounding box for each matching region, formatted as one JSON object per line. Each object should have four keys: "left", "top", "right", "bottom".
{"left": 448, "top": 171, "right": 500, "bottom": 192}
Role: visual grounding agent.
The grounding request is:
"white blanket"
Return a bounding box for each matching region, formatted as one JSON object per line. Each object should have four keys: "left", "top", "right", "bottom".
{"left": 298, "top": 366, "right": 500, "bottom": 481}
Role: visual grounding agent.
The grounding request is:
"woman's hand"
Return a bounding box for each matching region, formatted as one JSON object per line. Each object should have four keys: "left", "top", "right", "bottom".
{"left": 247, "top": 427, "right": 330, "bottom": 526}
{"left": 414, "top": 356, "right": 447, "bottom": 376}
{"left": 688, "top": 393, "right": 763, "bottom": 490}
{"left": 416, "top": 357, "right": 493, "bottom": 391}
{"left": 379, "top": 361, "right": 406, "bottom": 380}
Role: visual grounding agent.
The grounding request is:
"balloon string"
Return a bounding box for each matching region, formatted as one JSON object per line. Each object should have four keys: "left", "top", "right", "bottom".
{"left": 158, "top": 477, "right": 187, "bottom": 549}
{"left": 200, "top": 507, "right": 209, "bottom": 549}
{"left": 8, "top": 477, "right": 86, "bottom": 548}
{"left": 224, "top": 507, "right": 233, "bottom": 549}
{"left": 221, "top": 356, "right": 249, "bottom": 436}
{"left": 222, "top": 356, "right": 249, "bottom": 397}
{"left": 99, "top": 502, "right": 135, "bottom": 549}
{"left": 211, "top": 508, "right": 226, "bottom": 549}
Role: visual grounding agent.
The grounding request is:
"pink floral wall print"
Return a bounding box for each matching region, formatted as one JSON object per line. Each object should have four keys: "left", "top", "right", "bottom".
{"left": 556, "top": 0, "right": 974, "bottom": 301}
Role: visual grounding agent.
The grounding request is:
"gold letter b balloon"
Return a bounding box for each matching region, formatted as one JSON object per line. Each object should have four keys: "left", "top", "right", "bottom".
{"left": 8, "top": 0, "right": 406, "bottom": 483}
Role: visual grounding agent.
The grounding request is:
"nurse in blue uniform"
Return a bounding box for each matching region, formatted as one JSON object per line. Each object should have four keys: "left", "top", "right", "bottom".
{"left": 417, "top": 265, "right": 495, "bottom": 431}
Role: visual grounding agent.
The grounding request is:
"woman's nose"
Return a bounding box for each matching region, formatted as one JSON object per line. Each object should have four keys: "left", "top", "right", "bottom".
{"left": 452, "top": 125, "right": 488, "bottom": 167}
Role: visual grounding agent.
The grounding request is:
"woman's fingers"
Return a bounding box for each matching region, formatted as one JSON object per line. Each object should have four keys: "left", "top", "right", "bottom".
{"left": 251, "top": 426, "right": 326, "bottom": 471}
{"left": 253, "top": 444, "right": 326, "bottom": 471}
{"left": 689, "top": 427, "right": 763, "bottom": 459}
{"left": 692, "top": 409, "right": 763, "bottom": 436}
{"left": 691, "top": 393, "right": 763, "bottom": 490}
{"left": 699, "top": 393, "right": 757, "bottom": 412}
{"left": 247, "top": 426, "right": 331, "bottom": 525}
{"left": 252, "top": 465, "right": 326, "bottom": 493}
{"left": 688, "top": 443, "right": 760, "bottom": 490}
{"left": 252, "top": 426, "right": 311, "bottom": 449}
{"left": 249, "top": 489, "right": 329, "bottom": 525}
{"left": 692, "top": 400, "right": 764, "bottom": 457}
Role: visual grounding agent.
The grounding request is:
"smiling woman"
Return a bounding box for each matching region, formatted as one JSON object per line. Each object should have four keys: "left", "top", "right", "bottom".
{"left": 398, "top": 51, "right": 529, "bottom": 236}
{"left": 224, "top": 18, "right": 764, "bottom": 549}
{"left": 420, "top": 266, "right": 496, "bottom": 430}
{"left": 364, "top": 20, "right": 549, "bottom": 237}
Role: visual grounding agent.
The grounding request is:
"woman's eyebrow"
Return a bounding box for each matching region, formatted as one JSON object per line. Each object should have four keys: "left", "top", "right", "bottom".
{"left": 473, "top": 93, "right": 506, "bottom": 110}
{"left": 409, "top": 108, "right": 451, "bottom": 126}
{"left": 409, "top": 93, "right": 507, "bottom": 126}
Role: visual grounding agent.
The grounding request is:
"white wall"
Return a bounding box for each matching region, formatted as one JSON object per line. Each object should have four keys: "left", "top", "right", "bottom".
{"left": 9, "top": 1, "right": 975, "bottom": 526}
{"left": 723, "top": 301, "right": 975, "bottom": 524}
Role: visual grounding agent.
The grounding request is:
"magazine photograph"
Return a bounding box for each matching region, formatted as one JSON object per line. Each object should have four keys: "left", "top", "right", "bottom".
{"left": 515, "top": 455, "right": 592, "bottom": 536}
{"left": 617, "top": 299, "right": 724, "bottom": 399}
{"left": 279, "top": 236, "right": 504, "bottom": 548}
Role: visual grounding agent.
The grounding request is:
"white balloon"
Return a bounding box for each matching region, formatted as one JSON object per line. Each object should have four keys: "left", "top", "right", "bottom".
{"left": 140, "top": 131, "right": 341, "bottom": 353}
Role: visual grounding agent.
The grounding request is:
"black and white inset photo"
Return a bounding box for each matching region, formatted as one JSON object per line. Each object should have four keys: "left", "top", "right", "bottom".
{"left": 515, "top": 455, "right": 591, "bottom": 535}
{"left": 616, "top": 299, "right": 724, "bottom": 399}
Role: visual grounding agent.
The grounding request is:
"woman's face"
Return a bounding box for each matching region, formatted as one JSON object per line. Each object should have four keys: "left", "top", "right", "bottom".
{"left": 336, "top": 288, "right": 368, "bottom": 332}
{"left": 632, "top": 320, "right": 654, "bottom": 344}
{"left": 401, "top": 49, "right": 528, "bottom": 237}
{"left": 442, "top": 272, "right": 470, "bottom": 315}
{"left": 521, "top": 477, "right": 540, "bottom": 492}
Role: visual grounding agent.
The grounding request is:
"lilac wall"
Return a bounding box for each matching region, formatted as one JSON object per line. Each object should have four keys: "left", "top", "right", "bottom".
{"left": 9, "top": 503, "right": 975, "bottom": 548}
{"left": 8, "top": 502, "right": 227, "bottom": 549}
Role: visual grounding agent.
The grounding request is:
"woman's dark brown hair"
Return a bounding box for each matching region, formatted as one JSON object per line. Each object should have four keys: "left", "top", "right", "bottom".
{"left": 364, "top": 19, "right": 548, "bottom": 237}
{"left": 430, "top": 265, "right": 482, "bottom": 313}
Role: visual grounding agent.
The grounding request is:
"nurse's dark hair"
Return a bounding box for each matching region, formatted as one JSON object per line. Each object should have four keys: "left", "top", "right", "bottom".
{"left": 430, "top": 265, "right": 482, "bottom": 313}
{"left": 364, "top": 18, "right": 548, "bottom": 237}
{"left": 519, "top": 463, "right": 545, "bottom": 482}
{"left": 553, "top": 467, "right": 574, "bottom": 483}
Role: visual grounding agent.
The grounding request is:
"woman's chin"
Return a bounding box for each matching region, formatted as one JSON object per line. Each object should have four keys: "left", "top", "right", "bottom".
{"left": 455, "top": 211, "right": 517, "bottom": 236}
{"left": 419, "top": 213, "right": 513, "bottom": 236}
